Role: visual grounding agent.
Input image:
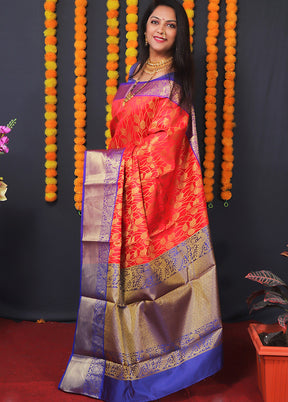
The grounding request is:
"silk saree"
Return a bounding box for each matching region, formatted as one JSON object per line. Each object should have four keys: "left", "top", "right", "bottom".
{"left": 59, "top": 74, "right": 222, "bottom": 401}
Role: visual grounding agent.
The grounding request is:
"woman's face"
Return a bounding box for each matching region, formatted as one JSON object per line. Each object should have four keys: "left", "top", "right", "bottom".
{"left": 145, "top": 5, "right": 177, "bottom": 60}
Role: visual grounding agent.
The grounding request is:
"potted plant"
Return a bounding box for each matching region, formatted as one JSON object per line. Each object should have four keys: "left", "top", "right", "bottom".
{"left": 245, "top": 247, "right": 288, "bottom": 402}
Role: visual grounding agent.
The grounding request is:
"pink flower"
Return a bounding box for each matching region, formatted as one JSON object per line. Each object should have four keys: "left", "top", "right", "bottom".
{"left": 0, "top": 136, "right": 9, "bottom": 153}
{"left": 0, "top": 126, "right": 11, "bottom": 135}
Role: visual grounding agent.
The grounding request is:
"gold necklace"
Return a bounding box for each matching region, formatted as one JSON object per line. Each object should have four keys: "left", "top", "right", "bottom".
{"left": 146, "top": 56, "right": 173, "bottom": 68}
{"left": 144, "top": 56, "right": 173, "bottom": 75}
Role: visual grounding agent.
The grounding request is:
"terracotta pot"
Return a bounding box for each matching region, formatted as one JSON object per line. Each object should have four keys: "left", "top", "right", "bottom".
{"left": 248, "top": 323, "right": 288, "bottom": 402}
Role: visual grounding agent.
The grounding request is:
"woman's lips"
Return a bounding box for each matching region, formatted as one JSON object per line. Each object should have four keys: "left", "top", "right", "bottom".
{"left": 153, "top": 36, "right": 166, "bottom": 43}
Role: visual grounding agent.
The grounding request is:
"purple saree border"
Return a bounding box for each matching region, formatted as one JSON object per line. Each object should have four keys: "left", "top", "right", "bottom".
{"left": 59, "top": 149, "right": 124, "bottom": 398}
{"left": 102, "top": 343, "right": 223, "bottom": 402}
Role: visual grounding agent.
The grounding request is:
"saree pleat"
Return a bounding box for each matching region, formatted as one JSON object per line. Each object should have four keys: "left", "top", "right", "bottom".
{"left": 59, "top": 76, "right": 222, "bottom": 401}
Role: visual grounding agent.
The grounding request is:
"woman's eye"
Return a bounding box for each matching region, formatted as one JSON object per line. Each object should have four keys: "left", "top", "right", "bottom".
{"left": 168, "top": 23, "right": 176, "bottom": 29}
{"left": 151, "top": 20, "right": 158, "bottom": 24}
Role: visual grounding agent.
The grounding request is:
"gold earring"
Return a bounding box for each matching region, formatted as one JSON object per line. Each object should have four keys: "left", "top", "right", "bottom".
{"left": 145, "top": 33, "right": 148, "bottom": 46}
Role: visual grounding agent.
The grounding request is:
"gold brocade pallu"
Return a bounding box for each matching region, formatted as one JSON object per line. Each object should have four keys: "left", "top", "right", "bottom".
{"left": 59, "top": 76, "right": 222, "bottom": 402}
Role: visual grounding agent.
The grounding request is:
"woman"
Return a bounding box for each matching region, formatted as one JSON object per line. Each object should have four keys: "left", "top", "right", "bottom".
{"left": 59, "top": 1, "right": 222, "bottom": 401}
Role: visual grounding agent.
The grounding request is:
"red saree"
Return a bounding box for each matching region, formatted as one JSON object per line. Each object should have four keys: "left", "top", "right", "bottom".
{"left": 59, "top": 74, "right": 222, "bottom": 401}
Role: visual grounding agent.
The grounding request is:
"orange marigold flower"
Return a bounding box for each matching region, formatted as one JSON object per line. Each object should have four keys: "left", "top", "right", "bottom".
{"left": 204, "top": 169, "right": 214, "bottom": 178}
{"left": 205, "top": 101, "right": 217, "bottom": 110}
{"left": 45, "top": 53, "right": 57, "bottom": 62}
{"left": 205, "top": 192, "right": 214, "bottom": 202}
{"left": 74, "top": 31, "right": 87, "bottom": 41}
{"left": 45, "top": 87, "right": 57, "bottom": 96}
{"left": 205, "top": 145, "right": 215, "bottom": 154}
{"left": 126, "top": 5, "right": 138, "bottom": 14}
{"left": 75, "top": 49, "right": 86, "bottom": 59}
{"left": 107, "top": 9, "right": 119, "bottom": 19}
{"left": 75, "top": 160, "right": 85, "bottom": 169}
{"left": 206, "top": 78, "right": 217, "bottom": 88}
{"left": 221, "top": 161, "right": 234, "bottom": 171}
{"left": 204, "top": 177, "right": 215, "bottom": 186}
{"left": 107, "top": 27, "right": 119, "bottom": 36}
{"left": 74, "top": 93, "right": 86, "bottom": 103}
{"left": 45, "top": 120, "right": 57, "bottom": 129}
{"left": 126, "top": 23, "right": 138, "bottom": 31}
{"left": 46, "top": 168, "right": 57, "bottom": 177}
{"left": 45, "top": 36, "right": 57, "bottom": 45}
{"left": 204, "top": 136, "right": 216, "bottom": 145}
{"left": 45, "top": 136, "right": 57, "bottom": 145}
{"left": 46, "top": 184, "right": 58, "bottom": 193}
{"left": 206, "top": 87, "right": 217, "bottom": 96}
{"left": 45, "top": 152, "right": 57, "bottom": 161}
{"left": 45, "top": 70, "right": 57, "bottom": 79}
{"left": 205, "top": 128, "right": 217, "bottom": 137}
{"left": 45, "top": 19, "right": 57, "bottom": 29}
{"left": 221, "top": 191, "right": 232, "bottom": 201}
{"left": 75, "top": 119, "right": 86, "bottom": 128}
{"left": 74, "top": 193, "right": 82, "bottom": 202}
{"left": 44, "top": 2, "right": 56, "bottom": 12}
{"left": 106, "top": 61, "right": 118, "bottom": 71}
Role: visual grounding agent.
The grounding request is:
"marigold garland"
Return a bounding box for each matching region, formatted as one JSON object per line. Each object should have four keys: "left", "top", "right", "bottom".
{"left": 44, "top": 0, "right": 58, "bottom": 203}
{"left": 74, "top": 0, "right": 88, "bottom": 211}
{"left": 105, "top": 0, "right": 120, "bottom": 147}
{"left": 203, "top": 0, "right": 220, "bottom": 205}
{"left": 182, "top": 0, "right": 195, "bottom": 51}
{"left": 220, "top": 0, "right": 238, "bottom": 203}
{"left": 125, "top": 0, "right": 138, "bottom": 80}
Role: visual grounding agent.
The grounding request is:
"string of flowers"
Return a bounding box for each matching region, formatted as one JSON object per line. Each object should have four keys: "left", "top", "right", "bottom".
{"left": 74, "top": 0, "right": 88, "bottom": 212}
{"left": 0, "top": 119, "right": 17, "bottom": 202}
{"left": 125, "top": 0, "right": 138, "bottom": 80}
{"left": 220, "top": 0, "right": 238, "bottom": 204}
{"left": 44, "top": 0, "right": 58, "bottom": 203}
{"left": 182, "top": 0, "right": 195, "bottom": 51}
{"left": 203, "top": 0, "right": 220, "bottom": 206}
{"left": 105, "top": 0, "right": 120, "bottom": 147}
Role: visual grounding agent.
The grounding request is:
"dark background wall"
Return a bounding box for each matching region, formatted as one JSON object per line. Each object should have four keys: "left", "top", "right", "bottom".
{"left": 0, "top": 0, "right": 287, "bottom": 323}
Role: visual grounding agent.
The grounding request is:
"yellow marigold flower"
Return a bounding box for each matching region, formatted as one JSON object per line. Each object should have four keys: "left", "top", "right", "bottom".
{"left": 126, "top": 31, "right": 138, "bottom": 41}
{"left": 106, "top": 86, "right": 117, "bottom": 96}
{"left": 45, "top": 95, "right": 57, "bottom": 104}
{"left": 126, "top": 0, "right": 137, "bottom": 6}
{"left": 106, "top": 36, "right": 119, "bottom": 44}
{"left": 45, "top": 112, "right": 57, "bottom": 120}
{"left": 45, "top": 78, "right": 57, "bottom": 88}
{"left": 45, "top": 144, "right": 58, "bottom": 153}
{"left": 105, "top": 128, "right": 111, "bottom": 138}
{"left": 125, "top": 47, "right": 137, "bottom": 57}
{"left": 107, "top": 53, "right": 119, "bottom": 62}
{"left": 44, "top": 28, "right": 57, "bottom": 37}
{"left": 107, "top": 18, "right": 119, "bottom": 28}
{"left": 185, "top": 9, "right": 194, "bottom": 19}
{"left": 45, "top": 61, "right": 57, "bottom": 70}
{"left": 45, "top": 128, "right": 57, "bottom": 136}
{"left": 45, "top": 10, "right": 57, "bottom": 20}
{"left": 126, "top": 14, "right": 138, "bottom": 24}
{"left": 45, "top": 177, "right": 57, "bottom": 185}
{"left": 107, "top": 70, "right": 119, "bottom": 79}
{"left": 45, "top": 44, "right": 57, "bottom": 54}
{"left": 107, "top": 0, "right": 120, "bottom": 10}
{"left": 45, "top": 160, "right": 58, "bottom": 169}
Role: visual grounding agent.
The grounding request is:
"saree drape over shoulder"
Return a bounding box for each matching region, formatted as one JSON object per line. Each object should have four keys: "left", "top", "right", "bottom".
{"left": 59, "top": 74, "right": 223, "bottom": 402}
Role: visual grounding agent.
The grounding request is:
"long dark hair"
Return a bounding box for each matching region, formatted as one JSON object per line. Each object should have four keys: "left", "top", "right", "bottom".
{"left": 135, "top": 0, "right": 194, "bottom": 107}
